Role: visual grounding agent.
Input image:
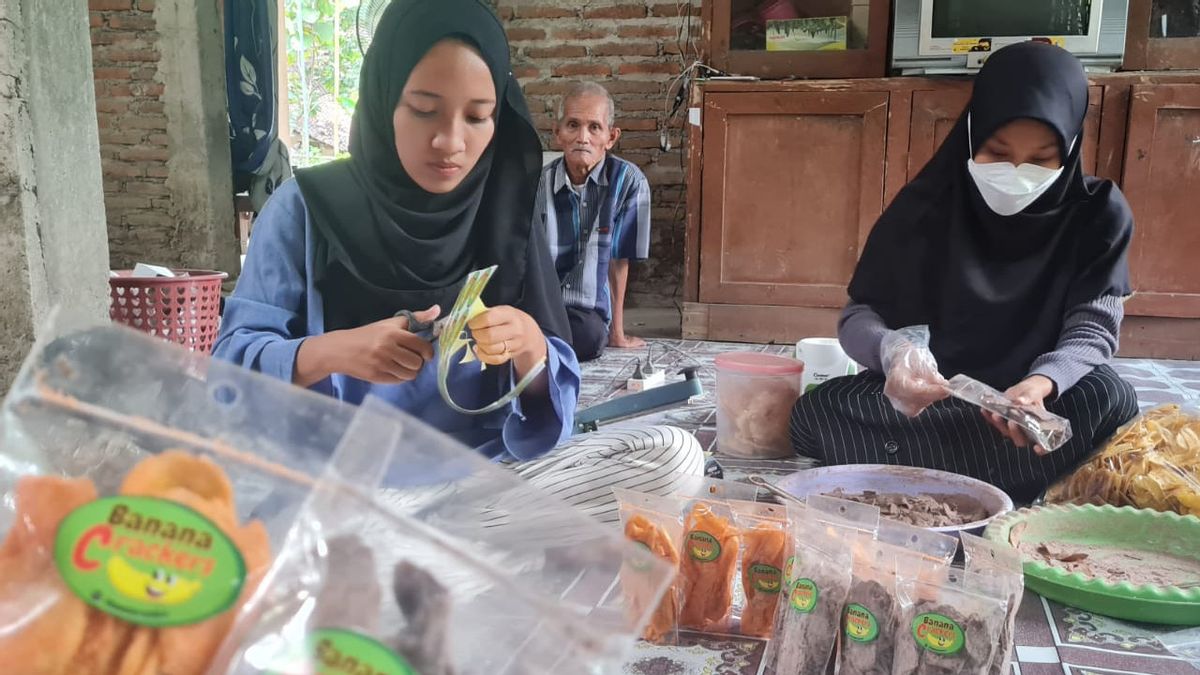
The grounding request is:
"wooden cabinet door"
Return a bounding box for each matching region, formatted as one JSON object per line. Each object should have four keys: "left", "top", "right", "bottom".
{"left": 1122, "top": 84, "right": 1200, "bottom": 318}
{"left": 905, "top": 86, "right": 1104, "bottom": 183}
{"left": 699, "top": 91, "right": 888, "bottom": 307}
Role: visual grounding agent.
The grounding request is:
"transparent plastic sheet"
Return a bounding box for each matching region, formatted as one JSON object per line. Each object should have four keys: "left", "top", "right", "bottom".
{"left": 960, "top": 533, "right": 1024, "bottom": 675}
{"left": 337, "top": 397, "right": 674, "bottom": 672}
{"left": 766, "top": 503, "right": 855, "bottom": 675}
{"left": 728, "top": 501, "right": 788, "bottom": 638}
{"left": 947, "top": 374, "right": 1073, "bottom": 452}
{"left": 1158, "top": 626, "right": 1200, "bottom": 669}
{"left": 216, "top": 401, "right": 672, "bottom": 674}
{"left": 0, "top": 321, "right": 356, "bottom": 674}
{"left": 1043, "top": 403, "right": 1200, "bottom": 516}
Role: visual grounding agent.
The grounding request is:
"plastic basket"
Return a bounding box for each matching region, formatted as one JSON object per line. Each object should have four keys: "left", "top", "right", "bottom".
{"left": 108, "top": 268, "right": 228, "bottom": 353}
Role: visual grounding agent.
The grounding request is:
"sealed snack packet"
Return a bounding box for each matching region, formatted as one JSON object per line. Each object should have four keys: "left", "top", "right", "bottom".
{"left": 815, "top": 498, "right": 957, "bottom": 675}
{"left": 947, "top": 374, "right": 1072, "bottom": 452}
{"left": 0, "top": 324, "right": 363, "bottom": 675}
{"left": 729, "top": 500, "right": 789, "bottom": 638}
{"left": 614, "top": 488, "right": 686, "bottom": 644}
{"left": 1043, "top": 403, "right": 1200, "bottom": 516}
{"left": 675, "top": 478, "right": 760, "bottom": 633}
{"left": 960, "top": 534, "right": 1024, "bottom": 675}
{"left": 216, "top": 399, "right": 675, "bottom": 674}
{"left": 892, "top": 564, "right": 1010, "bottom": 674}
{"left": 766, "top": 502, "right": 858, "bottom": 674}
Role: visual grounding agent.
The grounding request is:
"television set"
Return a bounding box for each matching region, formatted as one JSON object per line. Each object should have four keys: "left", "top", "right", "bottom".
{"left": 891, "top": 0, "right": 1129, "bottom": 74}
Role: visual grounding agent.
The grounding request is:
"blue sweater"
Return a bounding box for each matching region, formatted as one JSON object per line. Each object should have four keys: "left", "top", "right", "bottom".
{"left": 213, "top": 180, "right": 580, "bottom": 461}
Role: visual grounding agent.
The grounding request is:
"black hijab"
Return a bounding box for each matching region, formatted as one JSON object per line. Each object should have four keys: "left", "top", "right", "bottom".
{"left": 848, "top": 43, "right": 1133, "bottom": 390}
{"left": 293, "top": 0, "right": 568, "bottom": 341}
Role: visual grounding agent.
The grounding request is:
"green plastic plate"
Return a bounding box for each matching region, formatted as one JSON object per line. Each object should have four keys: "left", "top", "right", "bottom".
{"left": 984, "top": 503, "right": 1200, "bottom": 626}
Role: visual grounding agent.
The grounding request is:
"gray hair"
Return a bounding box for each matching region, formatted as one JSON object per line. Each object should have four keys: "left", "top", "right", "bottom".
{"left": 556, "top": 81, "right": 616, "bottom": 128}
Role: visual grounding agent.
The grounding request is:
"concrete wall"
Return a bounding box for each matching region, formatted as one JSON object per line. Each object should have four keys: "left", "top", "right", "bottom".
{"left": 497, "top": 0, "right": 700, "bottom": 304}
{"left": 0, "top": 0, "right": 111, "bottom": 389}
{"left": 90, "top": 0, "right": 237, "bottom": 273}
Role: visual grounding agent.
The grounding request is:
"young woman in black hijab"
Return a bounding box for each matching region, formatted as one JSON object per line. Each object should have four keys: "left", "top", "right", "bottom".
{"left": 214, "top": 0, "right": 577, "bottom": 460}
{"left": 215, "top": 0, "right": 705, "bottom": 516}
{"left": 791, "top": 43, "right": 1140, "bottom": 502}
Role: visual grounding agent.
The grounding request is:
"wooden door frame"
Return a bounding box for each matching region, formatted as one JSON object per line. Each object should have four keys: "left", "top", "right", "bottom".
{"left": 1124, "top": 0, "right": 1200, "bottom": 70}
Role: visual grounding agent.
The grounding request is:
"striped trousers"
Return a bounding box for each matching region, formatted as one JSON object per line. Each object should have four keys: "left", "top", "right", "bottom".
{"left": 510, "top": 425, "right": 706, "bottom": 524}
{"left": 789, "top": 365, "right": 1139, "bottom": 503}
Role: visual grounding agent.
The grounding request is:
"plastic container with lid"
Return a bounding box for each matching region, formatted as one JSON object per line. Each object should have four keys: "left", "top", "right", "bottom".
{"left": 714, "top": 352, "right": 805, "bottom": 459}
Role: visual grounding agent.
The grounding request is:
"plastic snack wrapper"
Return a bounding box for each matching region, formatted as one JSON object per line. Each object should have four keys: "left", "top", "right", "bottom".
{"left": 1043, "top": 403, "right": 1200, "bottom": 516}
{"left": 728, "top": 501, "right": 788, "bottom": 638}
{"left": 960, "top": 533, "right": 1024, "bottom": 675}
{"left": 0, "top": 321, "right": 360, "bottom": 675}
{"left": 811, "top": 496, "right": 956, "bottom": 675}
{"left": 613, "top": 488, "right": 687, "bottom": 645}
{"left": 659, "top": 477, "right": 760, "bottom": 634}
{"left": 880, "top": 325, "right": 947, "bottom": 418}
{"left": 216, "top": 400, "right": 673, "bottom": 674}
{"left": 766, "top": 502, "right": 855, "bottom": 675}
{"left": 892, "top": 564, "right": 1010, "bottom": 675}
{"left": 946, "top": 374, "right": 1073, "bottom": 452}
{"left": 1158, "top": 626, "right": 1200, "bottom": 669}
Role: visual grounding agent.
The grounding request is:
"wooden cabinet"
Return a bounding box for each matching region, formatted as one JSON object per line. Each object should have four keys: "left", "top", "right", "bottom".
{"left": 704, "top": 0, "right": 891, "bottom": 79}
{"left": 1122, "top": 84, "right": 1200, "bottom": 319}
{"left": 699, "top": 91, "right": 887, "bottom": 307}
{"left": 685, "top": 75, "right": 1200, "bottom": 357}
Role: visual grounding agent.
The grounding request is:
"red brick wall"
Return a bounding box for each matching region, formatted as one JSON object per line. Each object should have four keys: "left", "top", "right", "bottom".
{"left": 89, "top": 0, "right": 174, "bottom": 268}
{"left": 497, "top": 1, "right": 701, "bottom": 303}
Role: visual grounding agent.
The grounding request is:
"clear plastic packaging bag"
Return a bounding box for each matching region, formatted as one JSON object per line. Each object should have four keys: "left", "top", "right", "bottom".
{"left": 729, "top": 501, "right": 788, "bottom": 638}
{"left": 960, "top": 533, "right": 1024, "bottom": 675}
{"left": 947, "top": 374, "right": 1073, "bottom": 452}
{"left": 892, "top": 564, "right": 1010, "bottom": 675}
{"left": 613, "top": 488, "right": 687, "bottom": 645}
{"left": 216, "top": 400, "right": 673, "bottom": 674}
{"left": 1043, "top": 403, "right": 1200, "bottom": 516}
{"left": 0, "top": 322, "right": 350, "bottom": 675}
{"left": 767, "top": 502, "right": 855, "bottom": 675}
{"left": 670, "top": 478, "right": 760, "bottom": 633}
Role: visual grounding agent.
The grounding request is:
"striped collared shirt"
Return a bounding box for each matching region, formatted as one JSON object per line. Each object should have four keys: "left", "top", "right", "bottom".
{"left": 533, "top": 155, "right": 651, "bottom": 323}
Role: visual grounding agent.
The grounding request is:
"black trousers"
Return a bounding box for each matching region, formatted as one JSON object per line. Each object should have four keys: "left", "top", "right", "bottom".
{"left": 567, "top": 306, "right": 608, "bottom": 363}
{"left": 789, "top": 365, "right": 1139, "bottom": 503}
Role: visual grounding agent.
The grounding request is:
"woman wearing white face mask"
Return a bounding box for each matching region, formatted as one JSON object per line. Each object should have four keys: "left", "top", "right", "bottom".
{"left": 790, "top": 42, "right": 1139, "bottom": 503}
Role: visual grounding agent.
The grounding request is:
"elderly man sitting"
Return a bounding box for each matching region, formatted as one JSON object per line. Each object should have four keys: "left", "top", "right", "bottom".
{"left": 533, "top": 81, "right": 652, "bottom": 362}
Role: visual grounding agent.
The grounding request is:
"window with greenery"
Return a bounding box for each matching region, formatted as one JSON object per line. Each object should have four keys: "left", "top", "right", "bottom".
{"left": 285, "top": 0, "right": 364, "bottom": 167}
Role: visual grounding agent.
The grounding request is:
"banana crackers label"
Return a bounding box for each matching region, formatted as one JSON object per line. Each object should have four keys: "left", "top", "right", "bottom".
{"left": 54, "top": 495, "right": 246, "bottom": 627}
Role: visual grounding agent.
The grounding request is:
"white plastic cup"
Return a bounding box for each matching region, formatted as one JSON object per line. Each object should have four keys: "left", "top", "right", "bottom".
{"left": 795, "top": 337, "right": 858, "bottom": 394}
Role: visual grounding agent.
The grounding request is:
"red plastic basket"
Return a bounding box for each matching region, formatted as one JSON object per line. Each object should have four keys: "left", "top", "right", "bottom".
{"left": 108, "top": 269, "right": 228, "bottom": 353}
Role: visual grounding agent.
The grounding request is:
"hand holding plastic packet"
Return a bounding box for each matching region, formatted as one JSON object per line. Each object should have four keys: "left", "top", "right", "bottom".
{"left": 0, "top": 320, "right": 672, "bottom": 674}
{"left": 217, "top": 397, "right": 674, "bottom": 674}
{"left": 1043, "top": 403, "right": 1200, "bottom": 515}
{"left": 947, "top": 374, "right": 1073, "bottom": 452}
{"left": 881, "top": 325, "right": 949, "bottom": 418}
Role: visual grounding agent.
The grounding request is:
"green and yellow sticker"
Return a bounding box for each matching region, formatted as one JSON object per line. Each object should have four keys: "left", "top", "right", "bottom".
{"left": 845, "top": 603, "right": 880, "bottom": 643}
{"left": 913, "top": 613, "right": 966, "bottom": 655}
{"left": 789, "top": 578, "right": 819, "bottom": 613}
{"left": 54, "top": 496, "right": 246, "bottom": 627}
{"left": 686, "top": 530, "right": 721, "bottom": 562}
